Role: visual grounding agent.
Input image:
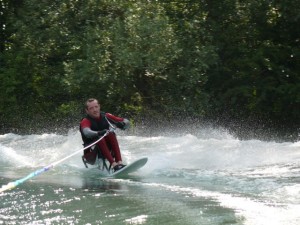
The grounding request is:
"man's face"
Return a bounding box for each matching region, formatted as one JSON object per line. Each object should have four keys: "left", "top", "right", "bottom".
{"left": 86, "top": 100, "right": 100, "bottom": 118}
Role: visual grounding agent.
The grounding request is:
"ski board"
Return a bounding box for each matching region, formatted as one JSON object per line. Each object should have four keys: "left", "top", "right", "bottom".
{"left": 108, "top": 157, "right": 148, "bottom": 178}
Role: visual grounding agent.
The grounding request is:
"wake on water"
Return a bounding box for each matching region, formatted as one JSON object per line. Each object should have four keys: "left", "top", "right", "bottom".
{"left": 0, "top": 127, "right": 300, "bottom": 225}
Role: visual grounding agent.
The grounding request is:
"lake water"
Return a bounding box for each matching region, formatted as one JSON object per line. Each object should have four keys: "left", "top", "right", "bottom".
{"left": 1, "top": 128, "right": 300, "bottom": 225}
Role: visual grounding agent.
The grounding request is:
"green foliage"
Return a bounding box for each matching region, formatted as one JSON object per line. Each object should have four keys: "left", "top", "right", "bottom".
{"left": 0, "top": 0, "right": 299, "bottom": 134}
{"left": 204, "top": 0, "right": 300, "bottom": 127}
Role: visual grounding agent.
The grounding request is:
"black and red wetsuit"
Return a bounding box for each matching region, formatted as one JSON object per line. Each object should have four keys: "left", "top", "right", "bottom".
{"left": 80, "top": 112, "right": 125, "bottom": 165}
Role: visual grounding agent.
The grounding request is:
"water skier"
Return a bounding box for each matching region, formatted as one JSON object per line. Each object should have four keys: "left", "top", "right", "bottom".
{"left": 80, "top": 98, "right": 130, "bottom": 172}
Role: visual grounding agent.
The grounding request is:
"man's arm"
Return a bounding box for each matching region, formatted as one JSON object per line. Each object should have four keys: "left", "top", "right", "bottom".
{"left": 106, "top": 113, "right": 124, "bottom": 123}
{"left": 82, "top": 127, "right": 99, "bottom": 138}
{"left": 81, "top": 118, "right": 107, "bottom": 137}
{"left": 80, "top": 118, "right": 100, "bottom": 138}
{"left": 106, "top": 113, "right": 130, "bottom": 130}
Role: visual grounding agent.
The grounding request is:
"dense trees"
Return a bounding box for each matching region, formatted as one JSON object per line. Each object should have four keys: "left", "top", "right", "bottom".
{"left": 0, "top": 0, "right": 299, "bottom": 138}
{"left": 203, "top": 0, "right": 300, "bottom": 136}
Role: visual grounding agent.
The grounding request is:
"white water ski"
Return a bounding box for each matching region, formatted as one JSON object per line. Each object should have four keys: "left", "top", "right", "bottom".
{"left": 108, "top": 157, "right": 148, "bottom": 178}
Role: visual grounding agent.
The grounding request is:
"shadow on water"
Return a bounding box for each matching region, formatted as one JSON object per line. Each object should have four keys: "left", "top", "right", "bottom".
{"left": 39, "top": 165, "right": 146, "bottom": 193}
{"left": 81, "top": 171, "right": 145, "bottom": 192}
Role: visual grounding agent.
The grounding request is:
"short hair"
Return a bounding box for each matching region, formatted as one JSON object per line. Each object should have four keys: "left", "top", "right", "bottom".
{"left": 85, "top": 98, "right": 99, "bottom": 109}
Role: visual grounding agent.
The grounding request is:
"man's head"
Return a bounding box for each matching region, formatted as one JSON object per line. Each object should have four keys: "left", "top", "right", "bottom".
{"left": 85, "top": 98, "right": 100, "bottom": 118}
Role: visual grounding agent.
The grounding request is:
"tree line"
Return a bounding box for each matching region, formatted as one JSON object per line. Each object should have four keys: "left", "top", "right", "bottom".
{"left": 1, "top": 0, "right": 299, "bottom": 139}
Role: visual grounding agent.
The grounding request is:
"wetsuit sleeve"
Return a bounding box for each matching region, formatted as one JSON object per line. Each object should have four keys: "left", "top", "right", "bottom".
{"left": 82, "top": 127, "right": 99, "bottom": 138}
{"left": 105, "top": 113, "right": 124, "bottom": 123}
{"left": 106, "top": 113, "right": 130, "bottom": 130}
{"left": 80, "top": 118, "right": 99, "bottom": 138}
{"left": 80, "top": 118, "right": 91, "bottom": 129}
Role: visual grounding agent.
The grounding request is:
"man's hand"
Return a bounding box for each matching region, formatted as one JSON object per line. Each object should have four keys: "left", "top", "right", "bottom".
{"left": 116, "top": 119, "right": 130, "bottom": 130}
{"left": 97, "top": 129, "right": 108, "bottom": 136}
{"left": 116, "top": 122, "right": 125, "bottom": 129}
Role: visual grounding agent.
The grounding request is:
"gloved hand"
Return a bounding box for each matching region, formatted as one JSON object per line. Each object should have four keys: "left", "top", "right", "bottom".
{"left": 116, "top": 122, "right": 125, "bottom": 129}
{"left": 97, "top": 129, "right": 108, "bottom": 136}
{"left": 116, "top": 119, "right": 130, "bottom": 130}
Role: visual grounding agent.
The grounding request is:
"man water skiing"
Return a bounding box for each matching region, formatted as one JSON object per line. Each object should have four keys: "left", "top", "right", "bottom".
{"left": 80, "top": 98, "right": 130, "bottom": 172}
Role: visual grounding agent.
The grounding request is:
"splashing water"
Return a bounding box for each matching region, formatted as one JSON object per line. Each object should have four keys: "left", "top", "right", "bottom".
{"left": 0, "top": 128, "right": 300, "bottom": 225}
